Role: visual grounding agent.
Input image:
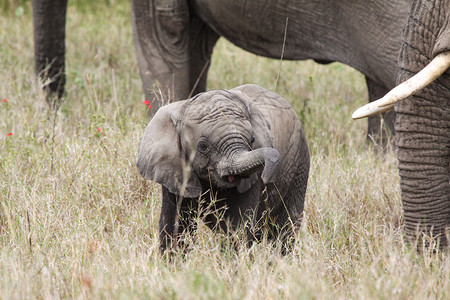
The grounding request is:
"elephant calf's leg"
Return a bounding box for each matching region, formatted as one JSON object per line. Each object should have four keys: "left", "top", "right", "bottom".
{"left": 159, "top": 187, "right": 199, "bottom": 252}
{"left": 159, "top": 187, "right": 178, "bottom": 252}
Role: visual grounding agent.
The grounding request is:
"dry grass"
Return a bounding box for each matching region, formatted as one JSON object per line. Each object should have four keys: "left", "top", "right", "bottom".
{"left": 0, "top": 3, "right": 449, "bottom": 299}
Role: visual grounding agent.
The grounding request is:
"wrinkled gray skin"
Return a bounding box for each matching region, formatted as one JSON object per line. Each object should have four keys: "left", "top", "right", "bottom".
{"left": 32, "top": 0, "right": 411, "bottom": 145}
{"left": 137, "top": 84, "right": 310, "bottom": 251}
{"left": 395, "top": 0, "right": 450, "bottom": 249}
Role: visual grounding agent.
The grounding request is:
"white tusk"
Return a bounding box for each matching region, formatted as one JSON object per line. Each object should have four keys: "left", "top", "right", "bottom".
{"left": 352, "top": 51, "right": 450, "bottom": 119}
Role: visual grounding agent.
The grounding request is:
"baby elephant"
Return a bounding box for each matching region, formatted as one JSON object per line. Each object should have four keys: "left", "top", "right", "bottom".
{"left": 137, "top": 84, "right": 310, "bottom": 252}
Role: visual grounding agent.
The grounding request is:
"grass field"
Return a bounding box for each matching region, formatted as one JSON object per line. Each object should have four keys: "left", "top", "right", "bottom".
{"left": 1, "top": 2, "right": 449, "bottom": 299}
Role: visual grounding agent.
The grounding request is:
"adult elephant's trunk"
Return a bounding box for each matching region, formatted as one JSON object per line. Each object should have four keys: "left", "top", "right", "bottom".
{"left": 217, "top": 148, "right": 281, "bottom": 184}
{"left": 395, "top": 0, "right": 450, "bottom": 249}
{"left": 350, "top": 0, "right": 450, "bottom": 249}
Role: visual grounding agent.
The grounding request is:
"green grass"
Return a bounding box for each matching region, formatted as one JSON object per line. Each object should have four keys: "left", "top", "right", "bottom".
{"left": 1, "top": 4, "right": 449, "bottom": 299}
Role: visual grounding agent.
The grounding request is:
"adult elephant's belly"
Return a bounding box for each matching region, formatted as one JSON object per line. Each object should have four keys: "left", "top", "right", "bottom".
{"left": 190, "top": 0, "right": 340, "bottom": 61}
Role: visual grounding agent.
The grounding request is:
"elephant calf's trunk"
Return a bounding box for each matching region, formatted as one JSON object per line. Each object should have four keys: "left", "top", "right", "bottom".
{"left": 218, "top": 148, "right": 281, "bottom": 184}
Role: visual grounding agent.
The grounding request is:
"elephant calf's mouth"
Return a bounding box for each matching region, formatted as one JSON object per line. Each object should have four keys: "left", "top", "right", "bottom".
{"left": 224, "top": 174, "right": 249, "bottom": 183}
{"left": 222, "top": 174, "right": 249, "bottom": 183}
{"left": 220, "top": 165, "right": 263, "bottom": 185}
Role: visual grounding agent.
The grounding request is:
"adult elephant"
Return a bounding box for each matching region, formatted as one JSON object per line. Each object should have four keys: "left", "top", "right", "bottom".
{"left": 32, "top": 0, "right": 410, "bottom": 145}
{"left": 353, "top": 0, "right": 450, "bottom": 249}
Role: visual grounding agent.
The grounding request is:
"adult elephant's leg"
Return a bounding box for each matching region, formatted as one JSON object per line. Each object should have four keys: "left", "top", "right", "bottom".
{"left": 187, "top": 16, "right": 219, "bottom": 97}
{"left": 32, "top": 0, "right": 68, "bottom": 102}
{"left": 131, "top": 0, "right": 190, "bottom": 115}
{"left": 365, "top": 76, "right": 396, "bottom": 148}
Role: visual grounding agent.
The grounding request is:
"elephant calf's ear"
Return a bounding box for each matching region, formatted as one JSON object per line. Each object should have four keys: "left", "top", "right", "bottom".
{"left": 137, "top": 101, "right": 202, "bottom": 198}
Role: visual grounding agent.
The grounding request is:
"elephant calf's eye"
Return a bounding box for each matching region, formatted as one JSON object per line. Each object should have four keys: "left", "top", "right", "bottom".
{"left": 197, "top": 140, "right": 209, "bottom": 154}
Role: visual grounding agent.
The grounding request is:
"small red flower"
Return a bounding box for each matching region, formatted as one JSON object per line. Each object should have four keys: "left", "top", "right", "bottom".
{"left": 97, "top": 128, "right": 102, "bottom": 133}
{"left": 7, "top": 132, "right": 13, "bottom": 136}
{"left": 143, "top": 100, "right": 150, "bottom": 105}
{"left": 148, "top": 104, "right": 152, "bottom": 109}
{"left": 2, "top": 99, "right": 6, "bottom": 103}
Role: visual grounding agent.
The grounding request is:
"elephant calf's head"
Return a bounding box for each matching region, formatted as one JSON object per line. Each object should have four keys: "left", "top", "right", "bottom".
{"left": 137, "top": 89, "right": 281, "bottom": 198}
